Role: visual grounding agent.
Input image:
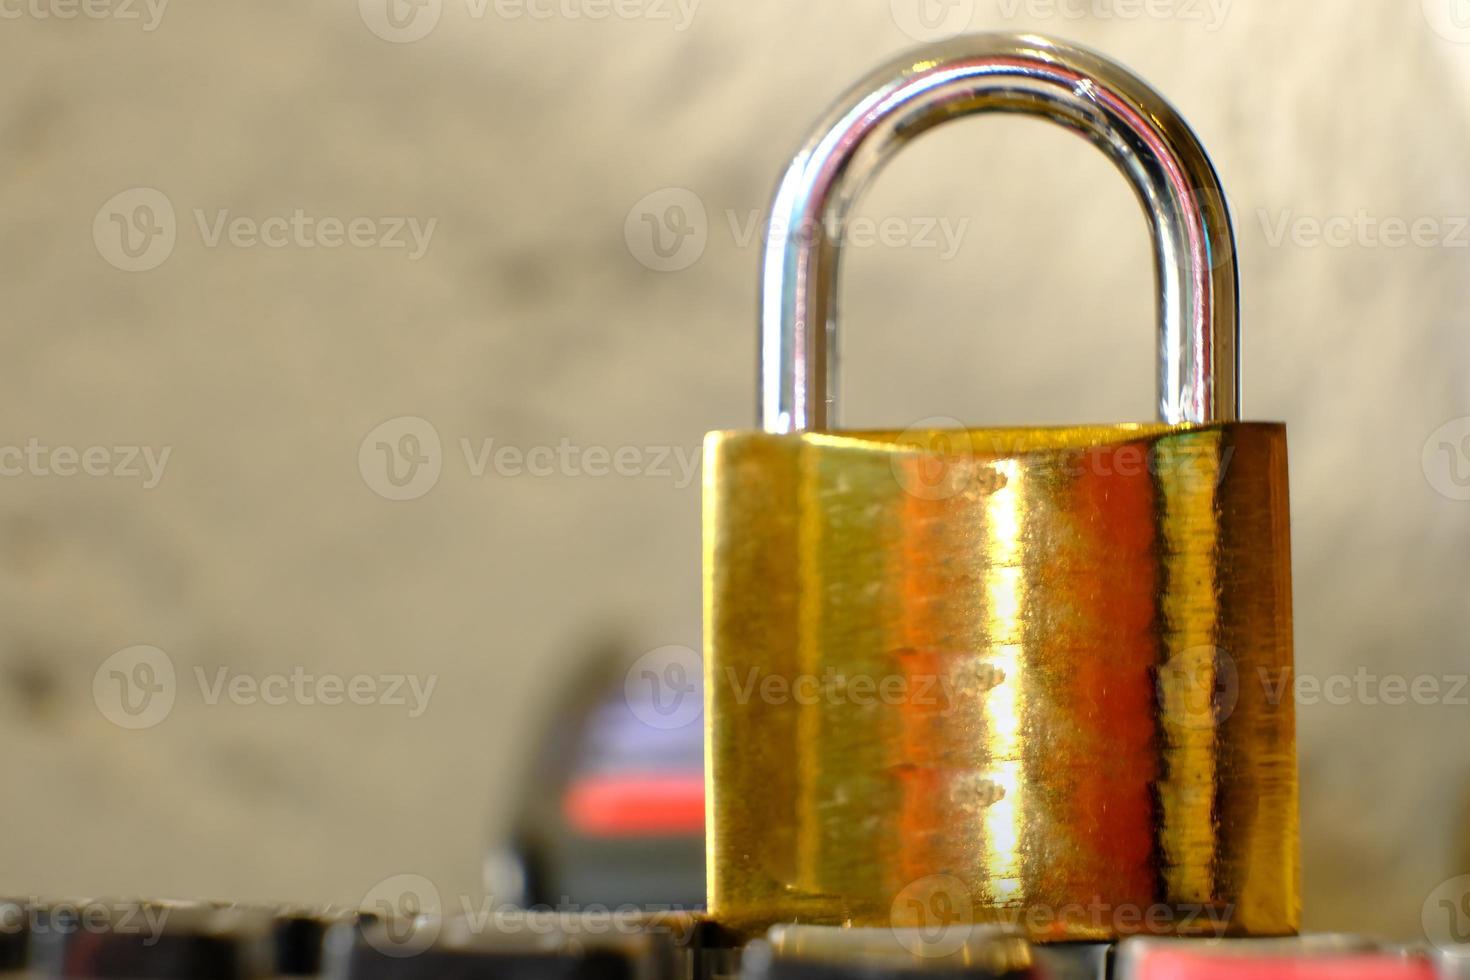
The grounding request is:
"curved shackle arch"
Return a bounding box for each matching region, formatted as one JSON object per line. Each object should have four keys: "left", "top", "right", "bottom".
{"left": 758, "top": 33, "right": 1239, "bottom": 434}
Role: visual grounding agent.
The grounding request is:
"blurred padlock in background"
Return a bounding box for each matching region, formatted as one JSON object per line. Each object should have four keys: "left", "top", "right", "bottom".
{"left": 1, "top": 0, "right": 1469, "bottom": 944}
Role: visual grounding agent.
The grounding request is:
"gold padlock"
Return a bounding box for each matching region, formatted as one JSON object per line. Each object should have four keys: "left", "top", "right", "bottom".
{"left": 704, "top": 35, "right": 1298, "bottom": 943}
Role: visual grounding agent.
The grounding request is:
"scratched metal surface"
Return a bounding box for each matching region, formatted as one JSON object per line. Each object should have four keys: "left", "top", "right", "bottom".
{"left": 706, "top": 424, "right": 1296, "bottom": 939}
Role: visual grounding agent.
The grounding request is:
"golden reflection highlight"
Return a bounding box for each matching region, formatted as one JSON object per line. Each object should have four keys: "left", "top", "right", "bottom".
{"left": 980, "top": 461, "right": 1024, "bottom": 904}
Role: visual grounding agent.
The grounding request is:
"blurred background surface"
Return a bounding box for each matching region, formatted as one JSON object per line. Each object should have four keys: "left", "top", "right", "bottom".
{"left": 1, "top": 0, "right": 1468, "bottom": 943}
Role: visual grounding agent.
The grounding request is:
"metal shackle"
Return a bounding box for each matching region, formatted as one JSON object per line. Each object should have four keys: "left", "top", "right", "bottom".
{"left": 758, "top": 33, "right": 1239, "bottom": 434}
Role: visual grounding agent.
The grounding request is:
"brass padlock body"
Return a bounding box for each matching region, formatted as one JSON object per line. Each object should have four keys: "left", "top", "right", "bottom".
{"left": 704, "top": 424, "right": 1298, "bottom": 941}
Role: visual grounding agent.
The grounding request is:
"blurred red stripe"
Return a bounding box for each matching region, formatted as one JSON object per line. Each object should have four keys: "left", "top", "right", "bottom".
{"left": 563, "top": 774, "right": 705, "bottom": 837}
{"left": 1136, "top": 951, "right": 1436, "bottom": 980}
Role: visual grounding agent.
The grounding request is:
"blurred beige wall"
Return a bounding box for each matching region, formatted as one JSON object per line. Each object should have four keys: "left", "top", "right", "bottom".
{"left": 1, "top": 0, "right": 1468, "bottom": 942}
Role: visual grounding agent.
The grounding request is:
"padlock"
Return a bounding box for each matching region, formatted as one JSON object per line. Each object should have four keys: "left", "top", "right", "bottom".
{"left": 704, "top": 35, "right": 1298, "bottom": 943}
